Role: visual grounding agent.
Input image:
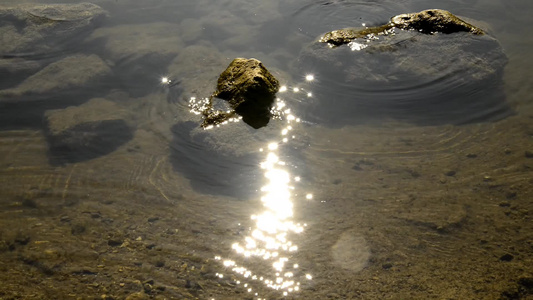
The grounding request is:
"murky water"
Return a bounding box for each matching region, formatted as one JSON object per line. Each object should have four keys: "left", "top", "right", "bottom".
{"left": 1, "top": 0, "right": 532, "bottom": 299}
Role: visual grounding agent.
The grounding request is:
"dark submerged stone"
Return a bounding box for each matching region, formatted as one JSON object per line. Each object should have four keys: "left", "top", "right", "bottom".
{"left": 44, "top": 98, "right": 133, "bottom": 165}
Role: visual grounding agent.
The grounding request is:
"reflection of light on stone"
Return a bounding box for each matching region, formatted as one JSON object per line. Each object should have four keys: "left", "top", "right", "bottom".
{"left": 307, "top": 92, "right": 313, "bottom": 97}
{"left": 305, "top": 74, "right": 314, "bottom": 82}
{"left": 348, "top": 41, "right": 368, "bottom": 51}
{"left": 293, "top": 87, "right": 299, "bottom": 93}
{"left": 279, "top": 85, "right": 287, "bottom": 92}
{"left": 306, "top": 193, "right": 313, "bottom": 200}
{"left": 161, "top": 76, "right": 170, "bottom": 84}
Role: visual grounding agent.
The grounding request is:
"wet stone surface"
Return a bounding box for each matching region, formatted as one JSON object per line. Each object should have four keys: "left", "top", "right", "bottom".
{"left": 202, "top": 58, "right": 280, "bottom": 129}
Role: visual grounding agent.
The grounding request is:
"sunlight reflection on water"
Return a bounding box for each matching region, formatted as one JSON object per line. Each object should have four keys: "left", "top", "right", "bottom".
{"left": 212, "top": 76, "right": 316, "bottom": 298}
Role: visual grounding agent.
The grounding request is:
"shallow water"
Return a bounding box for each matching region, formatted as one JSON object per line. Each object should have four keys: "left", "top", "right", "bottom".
{"left": 1, "top": 0, "right": 532, "bottom": 299}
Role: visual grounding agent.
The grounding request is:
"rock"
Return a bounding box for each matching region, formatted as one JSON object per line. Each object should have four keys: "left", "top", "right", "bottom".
{"left": 107, "top": 238, "right": 123, "bottom": 247}
{"left": 444, "top": 170, "right": 456, "bottom": 177}
{"left": 391, "top": 9, "right": 484, "bottom": 35}
{"left": 87, "top": 22, "right": 183, "bottom": 95}
{"left": 44, "top": 98, "right": 134, "bottom": 164}
{"left": 294, "top": 10, "right": 511, "bottom": 126}
{"left": 203, "top": 58, "right": 280, "bottom": 129}
{"left": 499, "top": 253, "right": 514, "bottom": 262}
{"left": 0, "top": 58, "right": 43, "bottom": 90}
{"left": 0, "top": 3, "right": 107, "bottom": 56}
{"left": 0, "top": 54, "right": 112, "bottom": 100}
{"left": 320, "top": 9, "right": 483, "bottom": 47}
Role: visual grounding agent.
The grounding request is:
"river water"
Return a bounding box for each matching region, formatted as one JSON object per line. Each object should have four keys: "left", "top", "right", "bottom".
{"left": 0, "top": 0, "right": 532, "bottom": 299}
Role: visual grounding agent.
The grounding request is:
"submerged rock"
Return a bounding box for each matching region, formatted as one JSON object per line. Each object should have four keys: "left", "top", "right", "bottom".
{"left": 86, "top": 22, "right": 183, "bottom": 96}
{"left": 294, "top": 9, "right": 510, "bottom": 126}
{"left": 202, "top": 58, "right": 280, "bottom": 129}
{"left": 44, "top": 98, "right": 134, "bottom": 165}
{"left": 0, "top": 54, "right": 112, "bottom": 100}
{"left": 0, "top": 2, "right": 107, "bottom": 56}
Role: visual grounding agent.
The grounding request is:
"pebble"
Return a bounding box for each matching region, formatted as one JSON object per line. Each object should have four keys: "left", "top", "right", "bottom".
{"left": 107, "top": 239, "right": 123, "bottom": 247}
{"left": 499, "top": 201, "right": 511, "bottom": 207}
{"left": 382, "top": 262, "right": 393, "bottom": 270}
{"left": 444, "top": 170, "right": 456, "bottom": 176}
{"left": 499, "top": 253, "right": 514, "bottom": 262}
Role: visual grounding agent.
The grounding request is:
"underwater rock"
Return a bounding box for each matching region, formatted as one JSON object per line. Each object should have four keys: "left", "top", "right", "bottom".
{"left": 0, "top": 54, "right": 112, "bottom": 100}
{"left": 0, "top": 58, "right": 42, "bottom": 90}
{"left": 0, "top": 3, "right": 107, "bottom": 56}
{"left": 87, "top": 22, "right": 183, "bottom": 96}
{"left": 203, "top": 58, "right": 280, "bottom": 129}
{"left": 294, "top": 9, "right": 510, "bottom": 126}
{"left": 44, "top": 98, "right": 134, "bottom": 165}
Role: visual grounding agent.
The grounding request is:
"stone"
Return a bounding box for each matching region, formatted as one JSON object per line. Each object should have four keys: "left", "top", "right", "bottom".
{"left": 0, "top": 58, "right": 43, "bottom": 90}
{"left": 87, "top": 22, "right": 183, "bottom": 95}
{"left": 499, "top": 253, "right": 514, "bottom": 262}
{"left": 391, "top": 9, "right": 484, "bottom": 35}
{"left": 319, "top": 9, "right": 484, "bottom": 47}
{"left": 0, "top": 3, "right": 107, "bottom": 55}
{"left": 294, "top": 10, "right": 510, "bottom": 126}
{"left": 0, "top": 54, "right": 112, "bottom": 100}
{"left": 205, "top": 58, "right": 280, "bottom": 129}
{"left": 44, "top": 98, "right": 134, "bottom": 165}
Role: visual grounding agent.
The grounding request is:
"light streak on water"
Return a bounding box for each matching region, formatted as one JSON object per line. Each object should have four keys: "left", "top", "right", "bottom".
{"left": 212, "top": 79, "right": 316, "bottom": 298}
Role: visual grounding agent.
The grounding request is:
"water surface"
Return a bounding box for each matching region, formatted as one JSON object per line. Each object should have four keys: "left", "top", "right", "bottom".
{"left": 1, "top": 0, "right": 532, "bottom": 299}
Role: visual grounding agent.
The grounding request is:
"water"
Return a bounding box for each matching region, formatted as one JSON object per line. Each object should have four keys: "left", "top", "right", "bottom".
{"left": 0, "top": 0, "right": 532, "bottom": 299}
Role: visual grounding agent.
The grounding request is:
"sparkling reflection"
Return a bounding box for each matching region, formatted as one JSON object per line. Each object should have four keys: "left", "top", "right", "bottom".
{"left": 213, "top": 79, "right": 316, "bottom": 297}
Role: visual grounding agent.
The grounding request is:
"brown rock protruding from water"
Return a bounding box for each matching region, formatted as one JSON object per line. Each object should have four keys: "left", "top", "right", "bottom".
{"left": 203, "top": 58, "right": 280, "bottom": 129}
{"left": 391, "top": 9, "right": 484, "bottom": 35}
{"left": 320, "top": 9, "right": 484, "bottom": 46}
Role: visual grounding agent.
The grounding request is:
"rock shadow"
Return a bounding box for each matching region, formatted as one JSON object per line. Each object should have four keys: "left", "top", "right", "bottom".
{"left": 169, "top": 121, "right": 261, "bottom": 199}
{"left": 46, "top": 120, "right": 133, "bottom": 165}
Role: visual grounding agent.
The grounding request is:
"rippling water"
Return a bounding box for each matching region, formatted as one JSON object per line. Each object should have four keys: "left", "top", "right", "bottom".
{"left": 1, "top": 0, "right": 532, "bottom": 299}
